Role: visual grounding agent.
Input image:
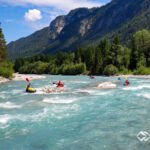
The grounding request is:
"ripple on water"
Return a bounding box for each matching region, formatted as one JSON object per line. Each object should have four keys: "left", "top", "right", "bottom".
{"left": 12, "top": 89, "right": 24, "bottom": 94}
{"left": 0, "top": 94, "right": 7, "bottom": 99}
{"left": 43, "top": 96, "right": 79, "bottom": 104}
{"left": 74, "top": 89, "right": 112, "bottom": 96}
{"left": 123, "top": 85, "right": 150, "bottom": 90}
{"left": 137, "top": 93, "right": 150, "bottom": 99}
{"left": 0, "top": 108, "right": 49, "bottom": 126}
{"left": 0, "top": 114, "right": 12, "bottom": 124}
{"left": 0, "top": 102, "right": 22, "bottom": 109}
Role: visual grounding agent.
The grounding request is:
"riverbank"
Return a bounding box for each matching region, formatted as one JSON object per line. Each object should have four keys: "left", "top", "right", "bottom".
{"left": 0, "top": 73, "right": 46, "bottom": 84}
{"left": 0, "top": 76, "right": 10, "bottom": 83}
{"left": 1, "top": 74, "right": 150, "bottom": 84}
{"left": 116, "top": 75, "right": 150, "bottom": 79}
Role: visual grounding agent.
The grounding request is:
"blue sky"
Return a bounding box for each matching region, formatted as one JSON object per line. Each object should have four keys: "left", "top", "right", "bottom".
{"left": 0, "top": 0, "right": 110, "bottom": 43}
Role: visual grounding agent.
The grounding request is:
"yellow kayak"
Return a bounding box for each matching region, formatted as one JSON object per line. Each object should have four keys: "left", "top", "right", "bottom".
{"left": 26, "top": 86, "right": 36, "bottom": 93}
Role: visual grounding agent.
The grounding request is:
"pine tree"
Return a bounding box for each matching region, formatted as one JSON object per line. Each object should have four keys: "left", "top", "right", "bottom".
{"left": 94, "top": 47, "right": 103, "bottom": 74}
{"left": 83, "top": 46, "right": 95, "bottom": 72}
{"left": 130, "top": 37, "right": 138, "bottom": 70}
{"left": 107, "top": 34, "right": 121, "bottom": 66}
{"left": 75, "top": 48, "right": 82, "bottom": 63}
{"left": 97, "top": 39, "right": 110, "bottom": 70}
{"left": 0, "top": 23, "right": 8, "bottom": 62}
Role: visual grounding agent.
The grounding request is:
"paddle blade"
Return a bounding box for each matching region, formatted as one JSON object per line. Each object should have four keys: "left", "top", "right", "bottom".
{"left": 26, "top": 78, "right": 30, "bottom": 82}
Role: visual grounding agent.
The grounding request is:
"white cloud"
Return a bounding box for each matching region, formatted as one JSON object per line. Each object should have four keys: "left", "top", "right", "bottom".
{"left": 25, "top": 9, "right": 42, "bottom": 21}
{"left": 1, "top": 0, "right": 103, "bottom": 32}
{"left": 0, "top": 0, "right": 102, "bottom": 11}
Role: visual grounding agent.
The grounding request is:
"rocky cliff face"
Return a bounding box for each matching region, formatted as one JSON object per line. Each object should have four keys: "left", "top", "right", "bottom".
{"left": 79, "top": 18, "right": 93, "bottom": 36}
{"left": 7, "top": 0, "right": 150, "bottom": 59}
{"left": 49, "top": 16, "right": 66, "bottom": 40}
{"left": 66, "top": 8, "right": 91, "bottom": 23}
{"left": 49, "top": 8, "right": 93, "bottom": 39}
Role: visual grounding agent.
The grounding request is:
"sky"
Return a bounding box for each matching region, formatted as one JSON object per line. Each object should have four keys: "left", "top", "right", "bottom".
{"left": 0, "top": 0, "right": 110, "bottom": 43}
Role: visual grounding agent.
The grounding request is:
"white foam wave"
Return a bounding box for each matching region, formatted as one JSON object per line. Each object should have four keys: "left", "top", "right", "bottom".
{"left": 0, "top": 94, "right": 6, "bottom": 99}
{"left": 0, "top": 91, "right": 8, "bottom": 94}
{"left": 75, "top": 89, "right": 111, "bottom": 96}
{"left": 0, "top": 124, "right": 9, "bottom": 129}
{"left": 12, "top": 89, "right": 24, "bottom": 94}
{"left": 123, "top": 85, "right": 150, "bottom": 90}
{"left": 28, "top": 108, "right": 49, "bottom": 122}
{"left": 0, "top": 102, "right": 22, "bottom": 109}
{"left": 95, "top": 91, "right": 111, "bottom": 95}
{"left": 0, "top": 108, "right": 49, "bottom": 124}
{"left": 137, "top": 80, "right": 150, "bottom": 83}
{"left": 68, "top": 81, "right": 88, "bottom": 84}
{"left": 0, "top": 105, "right": 78, "bottom": 124}
{"left": 22, "top": 128, "right": 29, "bottom": 135}
{"left": 138, "top": 93, "right": 150, "bottom": 99}
{"left": 34, "top": 90, "right": 48, "bottom": 95}
{"left": 0, "top": 114, "right": 12, "bottom": 124}
{"left": 43, "top": 97, "right": 78, "bottom": 104}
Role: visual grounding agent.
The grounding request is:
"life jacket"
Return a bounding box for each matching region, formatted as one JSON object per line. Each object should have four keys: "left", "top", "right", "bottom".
{"left": 125, "top": 80, "right": 129, "bottom": 86}
{"left": 56, "top": 81, "right": 64, "bottom": 87}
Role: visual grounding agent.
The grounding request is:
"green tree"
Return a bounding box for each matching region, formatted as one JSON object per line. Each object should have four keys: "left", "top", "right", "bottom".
{"left": 94, "top": 46, "right": 103, "bottom": 74}
{"left": 103, "top": 64, "right": 118, "bottom": 76}
{"left": 0, "top": 23, "right": 8, "bottom": 62}
{"left": 14, "top": 58, "right": 25, "bottom": 72}
{"left": 137, "top": 54, "right": 146, "bottom": 68}
{"left": 130, "top": 29, "right": 150, "bottom": 69}
{"left": 83, "top": 46, "right": 95, "bottom": 72}
{"left": 75, "top": 48, "right": 82, "bottom": 63}
{"left": 0, "top": 62, "right": 14, "bottom": 78}
{"left": 112, "top": 33, "right": 120, "bottom": 45}
{"left": 97, "top": 38, "right": 110, "bottom": 70}
{"left": 116, "top": 46, "right": 130, "bottom": 70}
{"left": 107, "top": 34, "right": 121, "bottom": 66}
{"left": 0, "top": 23, "right": 14, "bottom": 78}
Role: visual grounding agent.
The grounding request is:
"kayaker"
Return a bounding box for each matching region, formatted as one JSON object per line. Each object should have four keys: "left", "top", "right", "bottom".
{"left": 124, "top": 80, "right": 130, "bottom": 86}
{"left": 56, "top": 81, "right": 64, "bottom": 87}
{"left": 26, "top": 83, "right": 31, "bottom": 92}
{"left": 90, "top": 76, "right": 95, "bottom": 79}
{"left": 26, "top": 83, "right": 36, "bottom": 93}
{"left": 118, "top": 77, "right": 121, "bottom": 80}
{"left": 25, "top": 78, "right": 36, "bottom": 93}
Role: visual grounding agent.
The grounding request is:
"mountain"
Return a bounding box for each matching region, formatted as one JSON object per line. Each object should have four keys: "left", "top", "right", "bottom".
{"left": 7, "top": 0, "right": 150, "bottom": 59}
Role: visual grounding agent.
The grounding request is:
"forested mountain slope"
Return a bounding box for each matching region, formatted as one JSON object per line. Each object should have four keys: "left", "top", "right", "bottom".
{"left": 7, "top": 0, "right": 150, "bottom": 59}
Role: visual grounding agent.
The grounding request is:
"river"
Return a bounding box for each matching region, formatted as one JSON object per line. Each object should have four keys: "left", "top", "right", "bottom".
{"left": 0, "top": 75, "right": 150, "bottom": 150}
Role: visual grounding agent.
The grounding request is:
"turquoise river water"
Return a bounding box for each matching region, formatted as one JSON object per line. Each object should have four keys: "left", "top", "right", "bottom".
{"left": 0, "top": 75, "right": 150, "bottom": 150}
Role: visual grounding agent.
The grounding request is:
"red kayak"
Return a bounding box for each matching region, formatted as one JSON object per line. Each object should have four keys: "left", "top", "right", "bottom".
{"left": 57, "top": 84, "right": 64, "bottom": 87}
{"left": 90, "top": 76, "right": 95, "bottom": 79}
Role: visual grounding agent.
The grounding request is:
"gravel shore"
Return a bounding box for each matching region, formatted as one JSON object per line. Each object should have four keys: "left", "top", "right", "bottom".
{"left": 0, "top": 73, "right": 46, "bottom": 84}
{"left": 116, "top": 75, "right": 150, "bottom": 79}
{"left": 1, "top": 73, "right": 150, "bottom": 84}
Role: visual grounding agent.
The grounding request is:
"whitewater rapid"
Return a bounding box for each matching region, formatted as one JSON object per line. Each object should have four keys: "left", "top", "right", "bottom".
{"left": 0, "top": 75, "right": 150, "bottom": 150}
